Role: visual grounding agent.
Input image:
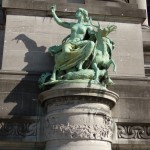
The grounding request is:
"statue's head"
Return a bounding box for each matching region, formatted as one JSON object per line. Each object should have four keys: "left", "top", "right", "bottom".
{"left": 76, "top": 8, "right": 89, "bottom": 22}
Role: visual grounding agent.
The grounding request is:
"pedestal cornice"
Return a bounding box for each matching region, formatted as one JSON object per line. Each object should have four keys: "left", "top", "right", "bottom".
{"left": 39, "top": 82, "right": 119, "bottom": 109}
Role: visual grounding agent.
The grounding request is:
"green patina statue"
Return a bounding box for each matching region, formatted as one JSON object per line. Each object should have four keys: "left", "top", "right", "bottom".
{"left": 38, "top": 5, "right": 117, "bottom": 89}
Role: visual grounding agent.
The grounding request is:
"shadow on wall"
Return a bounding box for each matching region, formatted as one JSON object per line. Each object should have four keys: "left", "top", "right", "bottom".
{"left": 14, "top": 34, "right": 47, "bottom": 71}
{"left": 0, "top": 34, "right": 50, "bottom": 147}
{"left": 3, "top": 34, "right": 48, "bottom": 116}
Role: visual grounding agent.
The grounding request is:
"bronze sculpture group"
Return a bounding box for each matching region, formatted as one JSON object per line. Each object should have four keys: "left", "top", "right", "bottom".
{"left": 39, "top": 5, "right": 117, "bottom": 89}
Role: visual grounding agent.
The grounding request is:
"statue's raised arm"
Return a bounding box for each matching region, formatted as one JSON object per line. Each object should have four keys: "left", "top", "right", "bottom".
{"left": 51, "top": 5, "right": 72, "bottom": 29}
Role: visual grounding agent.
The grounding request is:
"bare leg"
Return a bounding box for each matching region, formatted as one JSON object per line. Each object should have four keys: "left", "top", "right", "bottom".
{"left": 107, "top": 59, "right": 117, "bottom": 72}
{"left": 50, "top": 67, "right": 56, "bottom": 81}
{"left": 77, "top": 61, "right": 84, "bottom": 70}
{"left": 92, "top": 63, "right": 100, "bottom": 82}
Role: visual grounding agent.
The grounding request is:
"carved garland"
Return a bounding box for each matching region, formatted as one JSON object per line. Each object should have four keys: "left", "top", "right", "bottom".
{"left": 45, "top": 115, "right": 113, "bottom": 142}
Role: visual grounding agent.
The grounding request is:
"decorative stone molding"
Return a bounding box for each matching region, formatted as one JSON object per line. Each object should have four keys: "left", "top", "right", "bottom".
{"left": 1, "top": 120, "right": 150, "bottom": 141}
{"left": 45, "top": 96, "right": 115, "bottom": 111}
{"left": 118, "top": 124, "right": 150, "bottom": 139}
{"left": 2, "top": 0, "right": 145, "bottom": 23}
{"left": 0, "top": 119, "right": 39, "bottom": 140}
{"left": 39, "top": 82, "right": 119, "bottom": 109}
{"left": 45, "top": 115, "right": 113, "bottom": 142}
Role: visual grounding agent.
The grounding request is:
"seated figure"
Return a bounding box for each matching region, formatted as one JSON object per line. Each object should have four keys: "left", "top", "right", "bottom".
{"left": 38, "top": 5, "right": 117, "bottom": 89}
{"left": 49, "top": 5, "right": 95, "bottom": 81}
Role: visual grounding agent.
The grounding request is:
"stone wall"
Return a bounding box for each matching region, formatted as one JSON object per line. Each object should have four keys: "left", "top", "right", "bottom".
{"left": 2, "top": 15, "right": 145, "bottom": 77}
{"left": 0, "top": 0, "right": 150, "bottom": 150}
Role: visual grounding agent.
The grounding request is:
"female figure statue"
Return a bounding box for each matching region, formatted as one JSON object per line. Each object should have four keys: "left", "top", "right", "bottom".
{"left": 49, "top": 5, "right": 95, "bottom": 81}
{"left": 38, "top": 6, "right": 117, "bottom": 89}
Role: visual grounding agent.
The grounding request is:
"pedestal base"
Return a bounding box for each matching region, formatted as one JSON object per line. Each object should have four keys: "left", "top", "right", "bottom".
{"left": 39, "top": 83, "right": 119, "bottom": 150}
{"left": 46, "top": 140, "right": 111, "bottom": 150}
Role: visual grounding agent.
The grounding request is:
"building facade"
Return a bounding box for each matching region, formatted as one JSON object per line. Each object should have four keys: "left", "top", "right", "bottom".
{"left": 0, "top": 0, "right": 150, "bottom": 149}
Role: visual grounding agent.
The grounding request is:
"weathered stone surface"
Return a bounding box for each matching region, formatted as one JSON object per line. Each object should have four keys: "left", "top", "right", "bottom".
{"left": 111, "top": 77, "right": 150, "bottom": 120}
{"left": 46, "top": 141, "right": 111, "bottom": 150}
{"left": 1, "top": 0, "right": 139, "bottom": 10}
{"left": 112, "top": 144, "right": 150, "bottom": 150}
{"left": 39, "top": 82, "right": 119, "bottom": 107}
{"left": 0, "top": 72, "right": 42, "bottom": 116}
{"left": 0, "top": 1, "right": 149, "bottom": 149}
{"left": 0, "top": 141, "right": 45, "bottom": 150}
{"left": 2, "top": 0, "right": 146, "bottom": 23}
{"left": 0, "top": 117, "right": 40, "bottom": 141}
{"left": 0, "top": 71, "right": 150, "bottom": 124}
{"left": 0, "top": 73, "right": 149, "bottom": 148}
{"left": 39, "top": 82, "right": 119, "bottom": 150}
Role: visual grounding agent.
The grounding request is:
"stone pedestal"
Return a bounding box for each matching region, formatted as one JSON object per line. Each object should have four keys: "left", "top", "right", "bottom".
{"left": 39, "top": 83, "right": 119, "bottom": 150}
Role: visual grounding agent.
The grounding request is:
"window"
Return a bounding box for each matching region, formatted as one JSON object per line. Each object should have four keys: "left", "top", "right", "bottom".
{"left": 144, "top": 52, "right": 150, "bottom": 76}
{"left": 147, "top": 0, "right": 150, "bottom": 25}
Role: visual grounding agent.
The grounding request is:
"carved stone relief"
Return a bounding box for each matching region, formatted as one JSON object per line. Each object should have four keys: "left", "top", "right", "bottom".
{"left": 44, "top": 115, "right": 113, "bottom": 142}
{"left": 1, "top": 119, "right": 150, "bottom": 141}
{"left": 0, "top": 120, "right": 38, "bottom": 138}
{"left": 118, "top": 125, "right": 150, "bottom": 139}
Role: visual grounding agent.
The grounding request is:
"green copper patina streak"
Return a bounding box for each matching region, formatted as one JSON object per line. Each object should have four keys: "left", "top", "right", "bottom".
{"left": 38, "top": 5, "right": 117, "bottom": 89}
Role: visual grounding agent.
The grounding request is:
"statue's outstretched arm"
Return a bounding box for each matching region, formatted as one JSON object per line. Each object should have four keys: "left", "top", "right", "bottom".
{"left": 51, "top": 5, "right": 72, "bottom": 29}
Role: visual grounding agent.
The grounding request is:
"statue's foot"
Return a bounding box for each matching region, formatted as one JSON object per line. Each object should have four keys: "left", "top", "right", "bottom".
{"left": 50, "top": 77, "right": 56, "bottom": 82}
{"left": 107, "top": 78, "right": 114, "bottom": 86}
{"left": 101, "top": 82, "right": 107, "bottom": 88}
{"left": 113, "top": 68, "right": 117, "bottom": 73}
{"left": 93, "top": 78, "right": 100, "bottom": 84}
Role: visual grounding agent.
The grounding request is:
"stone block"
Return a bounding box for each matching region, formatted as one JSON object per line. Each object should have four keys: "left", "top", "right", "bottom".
{"left": 0, "top": 91, "right": 40, "bottom": 116}
{"left": 0, "top": 142, "right": 45, "bottom": 150}
{"left": 2, "top": 0, "right": 146, "bottom": 23}
{"left": 0, "top": 76, "right": 43, "bottom": 116}
{"left": 85, "top": 0, "right": 138, "bottom": 9}
{"left": 114, "top": 144, "right": 150, "bottom": 150}
{"left": 111, "top": 78, "right": 150, "bottom": 120}
{"left": 2, "top": 15, "right": 73, "bottom": 72}
{"left": 2, "top": 50, "right": 53, "bottom": 72}
{"left": 107, "top": 22, "right": 144, "bottom": 76}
